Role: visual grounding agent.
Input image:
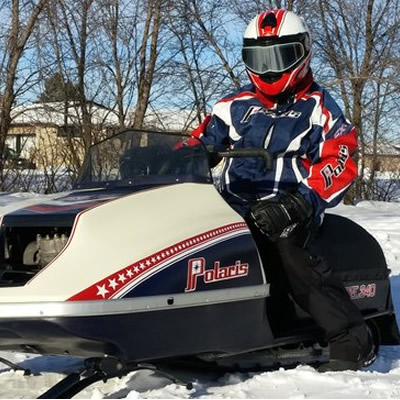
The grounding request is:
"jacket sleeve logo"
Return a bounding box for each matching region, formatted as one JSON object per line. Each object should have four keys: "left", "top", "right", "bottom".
{"left": 185, "top": 258, "right": 249, "bottom": 292}
{"left": 320, "top": 145, "right": 349, "bottom": 189}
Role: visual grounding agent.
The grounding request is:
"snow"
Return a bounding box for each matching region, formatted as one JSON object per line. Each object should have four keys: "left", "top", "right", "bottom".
{"left": 0, "top": 200, "right": 399, "bottom": 398}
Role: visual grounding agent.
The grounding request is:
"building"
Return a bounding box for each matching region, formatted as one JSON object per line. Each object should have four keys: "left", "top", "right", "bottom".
{"left": 363, "top": 141, "right": 400, "bottom": 173}
{"left": 8, "top": 102, "right": 120, "bottom": 168}
{"left": 7, "top": 102, "right": 198, "bottom": 170}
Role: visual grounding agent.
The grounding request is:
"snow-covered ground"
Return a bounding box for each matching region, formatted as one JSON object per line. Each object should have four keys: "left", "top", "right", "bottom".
{"left": 0, "top": 201, "right": 399, "bottom": 398}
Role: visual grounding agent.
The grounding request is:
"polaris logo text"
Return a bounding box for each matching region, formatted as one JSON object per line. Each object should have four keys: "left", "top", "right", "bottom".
{"left": 241, "top": 106, "right": 301, "bottom": 123}
{"left": 320, "top": 145, "right": 349, "bottom": 189}
{"left": 185, "top": 258, "right": 249, "bottom": 292}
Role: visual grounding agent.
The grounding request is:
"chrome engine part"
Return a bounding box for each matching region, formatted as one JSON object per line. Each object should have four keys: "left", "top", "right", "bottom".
{"left": 36, "top": 233, "right": 69, "bottom": 266}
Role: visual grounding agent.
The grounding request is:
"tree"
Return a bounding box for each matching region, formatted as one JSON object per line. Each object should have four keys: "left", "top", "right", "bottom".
{"left": 38, "top": 72, "right": 79, "bottom": 102}
{"left": 42, "top": 0, "right": 121, "bottom": 177}
{"left": 95, "top": 0, "right": 139, "bottom": 128}
{"left": 0, "top": 0, "right": 49, "bottom": 186}
{"left": 165, "top": 0, "right": 215, "bottom": 125}
{"left": 310, "top": 0, "right": 400, "bottom": 201}
{"left": 230, "top": 0, "right": 299, "bottom": 24}
{"left": 132, "top": 0, "right": 162, "bottom": 129}
{"left": 161, "top": 0, "right": 246, "bottom": 129}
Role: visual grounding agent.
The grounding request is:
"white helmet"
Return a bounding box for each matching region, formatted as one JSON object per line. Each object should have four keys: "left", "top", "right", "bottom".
{"left": 242, "top": 9, "right": 312, "bottom": 97}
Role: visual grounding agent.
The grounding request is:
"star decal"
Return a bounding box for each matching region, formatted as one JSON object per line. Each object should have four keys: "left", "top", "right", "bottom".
{"left": 126, "top": 269, "right": 134, "bottom": 278}
{"left": 108, "top": 278, "right": 118, "bottom": 290}
{"left": 118, "top": 273, "right": 127, "bottom": 283}
{"left": 96, "top": 284, "right": 109, "bottom": 298}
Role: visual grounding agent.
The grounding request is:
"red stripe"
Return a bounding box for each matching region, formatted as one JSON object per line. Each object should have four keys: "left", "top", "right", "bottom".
{"left": 190, "top": 114, "right": 211, "bottom": 139}
{"left": 301, "top": 157, "right": 311, "bottom": 173}
{"left": 321, "top": 102, "right": 332, "bottom": 134}
{"left": 173, "top": 115, "right": 211, "bottom": 149}
{"left": 257, "top": 11, "right": 267, "bottom": 36}
{"left": 275, "top": 9, "right": 286, "bottom": 36}
{"left": 26, "top": 201, "right": 106, "bottom": 213}
{"left": 303, "top": 91, "right": 322, "bottom": 101}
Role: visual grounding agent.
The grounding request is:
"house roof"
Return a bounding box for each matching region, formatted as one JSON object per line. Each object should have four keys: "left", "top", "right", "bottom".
{"left": 10, "top": 102, "right": 198, "bottom": 132}
{"left": 364, "top": 141, "right": 400, "bottom": 156}
{"left": 11, "top": 102, "right": 120, "bottom": 127}
{"left": 141, "top": 108, "right": 197, "bottom": 132}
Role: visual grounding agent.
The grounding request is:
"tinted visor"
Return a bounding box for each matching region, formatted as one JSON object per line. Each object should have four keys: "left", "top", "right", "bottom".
{"left": 243, "top": 42, "right": 305, "bottom": 75}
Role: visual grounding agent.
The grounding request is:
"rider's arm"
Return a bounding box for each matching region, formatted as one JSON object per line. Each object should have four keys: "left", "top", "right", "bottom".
{"left": 297, "top": 91, "right": 358, "bottom": 221}
{"left": 176, "top": 110, "right": 230, "bottom": 150}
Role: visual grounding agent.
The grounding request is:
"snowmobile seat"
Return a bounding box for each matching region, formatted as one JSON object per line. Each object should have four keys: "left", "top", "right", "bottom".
{"left": 253, "top": 214, "right": 391, "bottom": 337}
{"left": 314, "top": 214, "right": 389, "bottom": 282}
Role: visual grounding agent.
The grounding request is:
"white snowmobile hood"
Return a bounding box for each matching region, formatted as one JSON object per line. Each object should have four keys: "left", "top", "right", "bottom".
{"left": 0, "top": 183, "right": 256, "bottom": 303}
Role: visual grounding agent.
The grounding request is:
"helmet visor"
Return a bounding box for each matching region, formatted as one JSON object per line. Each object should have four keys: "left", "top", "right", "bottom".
{"left": 243, "top": 42, "right": 305, "bottom": 75}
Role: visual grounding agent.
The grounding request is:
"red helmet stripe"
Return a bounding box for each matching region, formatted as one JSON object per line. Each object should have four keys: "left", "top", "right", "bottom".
{"left": 276, "top": 9, "right": 287, "bottom": 36}
{"left": 257, "top": 9, "right": 288, "bottom": 37}
{"left": 256, "top": 11, "right": 268, "bottom": 36}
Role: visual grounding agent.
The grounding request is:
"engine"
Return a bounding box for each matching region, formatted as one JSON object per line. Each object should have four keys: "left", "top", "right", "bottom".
{"left": 24, "top": 233, "right": 69, "bottom": 267}
{"left": 1, "top": 226, "right": 72, "bottom": 286}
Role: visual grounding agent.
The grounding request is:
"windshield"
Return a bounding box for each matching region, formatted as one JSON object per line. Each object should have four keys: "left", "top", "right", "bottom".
{"left": 74, "top": 130, "right": 212, "bottom": 189}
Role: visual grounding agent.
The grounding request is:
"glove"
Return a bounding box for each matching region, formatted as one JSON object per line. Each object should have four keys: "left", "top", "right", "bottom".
{"left": 250, "top": 192, "right": 313, "bottom": 242}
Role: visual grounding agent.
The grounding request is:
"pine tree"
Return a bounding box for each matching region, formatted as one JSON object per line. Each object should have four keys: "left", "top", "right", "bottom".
{"left": 38, "top": 73, "right": 80, "bottom": 103}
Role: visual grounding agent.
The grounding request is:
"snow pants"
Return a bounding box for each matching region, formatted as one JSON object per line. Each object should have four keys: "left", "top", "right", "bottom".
{"left": 255, "top": 224, "right": 371, "bottom": 362}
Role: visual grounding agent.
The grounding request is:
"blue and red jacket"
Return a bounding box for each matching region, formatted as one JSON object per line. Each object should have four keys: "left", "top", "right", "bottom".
{"left": 192, "top": 74, "right": 358, "bottom": 220}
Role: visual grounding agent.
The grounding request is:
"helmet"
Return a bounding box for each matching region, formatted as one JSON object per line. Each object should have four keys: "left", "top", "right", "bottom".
{"left": 242, "top": 9, "right": 312, "bottom": 97}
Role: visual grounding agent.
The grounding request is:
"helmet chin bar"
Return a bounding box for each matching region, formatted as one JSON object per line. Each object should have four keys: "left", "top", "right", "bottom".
{"left": 259, "top": 73, "right": 282, "bottom": 84}
{"left": 246, "top": 49, "right": 312, "bottom": 100}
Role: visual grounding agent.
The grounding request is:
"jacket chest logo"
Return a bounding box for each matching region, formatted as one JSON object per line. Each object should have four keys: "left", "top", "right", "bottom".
{"left": 241, "top": 105, "right": 302, "bottom": 123}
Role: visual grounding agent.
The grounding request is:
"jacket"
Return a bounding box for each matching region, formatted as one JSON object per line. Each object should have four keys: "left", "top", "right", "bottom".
{"left": 194, "top": 78, "right": 358, "bottom": 220}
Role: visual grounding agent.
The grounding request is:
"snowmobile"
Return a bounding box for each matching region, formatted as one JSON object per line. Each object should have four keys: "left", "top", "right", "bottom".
{"left": 0, "top": 129, "right": 398, "bottom": 398}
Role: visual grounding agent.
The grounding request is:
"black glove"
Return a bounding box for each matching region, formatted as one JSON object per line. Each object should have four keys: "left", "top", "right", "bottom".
{"left": 250, "top": 192, "right": 313, "bottom": 241}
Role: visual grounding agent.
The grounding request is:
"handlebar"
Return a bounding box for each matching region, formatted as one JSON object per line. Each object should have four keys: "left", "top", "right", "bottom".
{"left": 207, "top": 146, "right": 273, "bottom": 170}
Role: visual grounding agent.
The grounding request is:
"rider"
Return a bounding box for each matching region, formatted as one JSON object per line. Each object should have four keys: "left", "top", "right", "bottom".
{"left": 191, "top": 9, "right": 374, "bottom": 371}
